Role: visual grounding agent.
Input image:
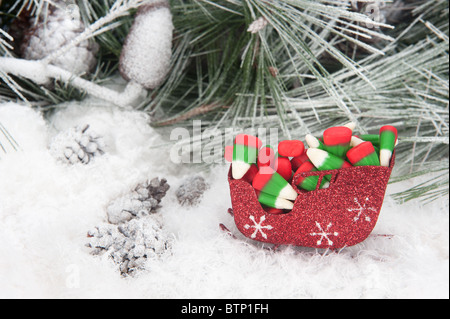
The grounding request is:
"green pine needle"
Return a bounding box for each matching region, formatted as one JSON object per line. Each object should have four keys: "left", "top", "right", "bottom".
{"left": 0, "top": 0, "right": 448, "bottom": 203}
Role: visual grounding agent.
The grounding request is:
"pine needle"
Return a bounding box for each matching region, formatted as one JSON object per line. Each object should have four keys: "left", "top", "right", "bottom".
{"left": 0, "top": 121, "right": 20, "bottom": 155}
{"left": 1, "top": 0, "right": 448, "bottom": 203}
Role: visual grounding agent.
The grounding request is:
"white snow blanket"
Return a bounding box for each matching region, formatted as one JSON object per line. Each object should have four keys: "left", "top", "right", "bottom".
{"left": 0, "top": 100, "right": 448, "bottom": 299}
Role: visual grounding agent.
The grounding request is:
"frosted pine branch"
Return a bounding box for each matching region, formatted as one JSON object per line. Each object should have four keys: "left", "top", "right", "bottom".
{"left": 0, "top": 29, "right": 14, "bottom": 57}
{"left": 400, "top": 136, "right": 449, "bottom": 145}
{"left": 0, "top": 57, "right": 145, "bottom": 107}
{"left": 0, "top": 122, "right": 20, "bottom": 155}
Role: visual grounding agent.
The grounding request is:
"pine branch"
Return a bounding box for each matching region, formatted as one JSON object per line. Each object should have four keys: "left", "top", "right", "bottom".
{"left": 0, "top": 0, "right": 152, "bottom": 106}
{"left": 391, "top": 169, "right": 449, "bottom": 204}
{"left": 0, "top": 0, "right": 448, "bottom": 203}
{"left": 154, "top": 102, "right": 224, "bottom": 126}
{"left": 151, "top": 0, "right": 448, "bottom": 203}
{"left": 147, "top": 0, "right": 394, "bottom": 130}
{"left": 0, "top": 121, "right": 20, "bottom": 155}
{"left": 0, "top": 57, "right": 148, "bottom": 106}
{"left": 0, "top": 28, "right": 14, "bottom": 56}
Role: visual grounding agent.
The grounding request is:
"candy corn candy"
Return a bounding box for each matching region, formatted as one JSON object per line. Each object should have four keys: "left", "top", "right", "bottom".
{"left": 295, "top": 161, "right": 330, "bottom": 191}
{"left": 305, "top": 134, "right": 325, "bottom": 149}
{"left": 275, "top": 156, "right": 293, "bottom": 182}
{"left": 322, "top": 126, "right": 352, "bottom": 158}
{"left": 224, "top": 145, "right": 234, "bottom": 162}
{"left": 351, "top": 136, "right": 381, "bottom": 153}
{"left": 307, "top": 148, "right": 352, "bottom": 171}
{"left": 379, "top": 125, "right": 398, "bottom": 167}
{"left": 358, "top": 134, "right": 380, "bottom": 146}
{"left": 343, "top": 122, "right": 356, "bottom": 132}
{"left": 253, "top": 168, "right": 298, "bottom": 201}
{"left": 256, "top": 190, "right": 294, "bottom": 210}
{"left": 226, "top": 146, "right": 258, "bottom": 180}
{"left": 257, "top": 145, "right": 276, "bottom": 168}
{"left": 346, "top": 141, "right": 380, "bottom": 166}
{"left": 358, "top": 134, "right": 398, "bottom": 148}
{"left": 350, "top": 136, "right": 365, "bottom": 147}
{"left": 278, "top": 140, "right": 305, "bottom": 158}
{"left": 232, "top": 134, "right": 262, "bottom": 179}
{"left": 291, "top": 151, "right": 309, "bottom": 172}
{"left": 242, "top": 164, "right": 259, "bottom": 184}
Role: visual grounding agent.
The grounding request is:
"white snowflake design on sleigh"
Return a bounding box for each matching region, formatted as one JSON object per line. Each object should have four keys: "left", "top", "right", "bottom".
{"left": 244, "top": 215, "right": 274, "bottom": 239}
{"left": 309, "top": 222, "right": 339, "bottom": 247}
{"left": 348, "top": 197, "right": 378, "bottom": 222}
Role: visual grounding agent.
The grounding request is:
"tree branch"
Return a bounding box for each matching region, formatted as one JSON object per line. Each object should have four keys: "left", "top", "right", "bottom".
{"left": 0, "top": 57, "right": 145, "bottom": 107}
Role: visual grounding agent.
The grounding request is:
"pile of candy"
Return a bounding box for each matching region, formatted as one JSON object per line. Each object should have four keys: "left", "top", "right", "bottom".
{"left": 226, "top": 123, "right": 398, "bottom": 214}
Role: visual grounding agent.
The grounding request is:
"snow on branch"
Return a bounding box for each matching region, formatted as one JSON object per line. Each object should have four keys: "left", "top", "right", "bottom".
{"left": 0, "top": 0, "right": 160, "bottom": 107}
{"left": 0, "top": 29, "right": 14, "bottom": 57}
{"left": 0, "top": 57, "right": 145, "bottom": 107}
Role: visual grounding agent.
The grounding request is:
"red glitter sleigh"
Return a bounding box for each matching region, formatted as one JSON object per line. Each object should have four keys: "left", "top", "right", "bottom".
{"left": 223, "top": 153, "right": 395, "bottom": 249}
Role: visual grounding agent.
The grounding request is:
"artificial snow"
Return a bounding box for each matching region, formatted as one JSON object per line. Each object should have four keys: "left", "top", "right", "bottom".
{"left": 0, "top": 100, "right": 448, "bottom": 298}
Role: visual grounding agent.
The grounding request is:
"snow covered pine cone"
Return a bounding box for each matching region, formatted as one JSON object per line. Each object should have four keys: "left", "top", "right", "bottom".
{"left": 20, "top": 1, "right": 98, "bottom": 75}
{"left": 87, "top": 214, "right": 174, "bottom": 276}
{"left": 331, "top": 0, "right": 415, "bottom": 57}
{"left": 49, "top": 124, "right": 105, "bottom": 165}
{"left": 351, "top": 0, "right": 414, "bottom": 26}
{"left": 106, "top": 178, "right": 170, "bottom": 225}
{"left": 176, "top": 175, "right": 209, "bottom": 206}
{"left": 119, "top": 0, "right": 173, "bottom": 89}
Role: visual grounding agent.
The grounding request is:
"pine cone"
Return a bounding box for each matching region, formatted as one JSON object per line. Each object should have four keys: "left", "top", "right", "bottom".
{"left": 351, "top": 0, "right": 416, "bottom": 26}
{"left": 331, "top": 0, "right": 416, "bottom": 58}
{"left": 49, "top": 124, "right": 105, "bottom": 165}
{"left": 20, "top": 1, "right": 98, "bottom": 75}
{"left": 106, "top": 178, "right": 170, "bottom": 225}
{"left": 87, "top": 214, "right": 174, "bottom": 276}
{"left": 176, "top": 175, "right": 209, "bottom": 206}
